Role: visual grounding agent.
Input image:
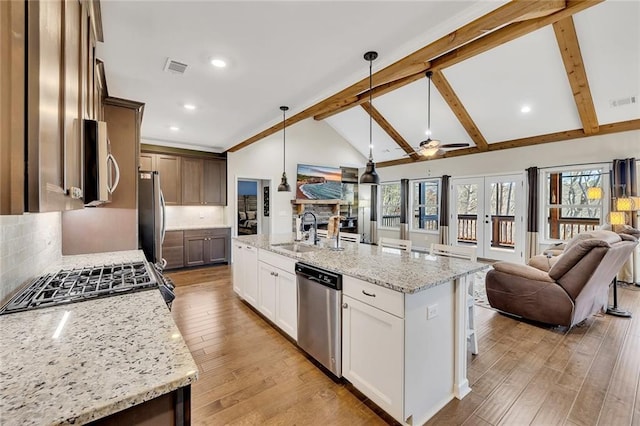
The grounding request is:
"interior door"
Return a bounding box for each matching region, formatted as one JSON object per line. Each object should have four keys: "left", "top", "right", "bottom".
{"left": 451, "top": 174, "right": 524, "bottom": 263}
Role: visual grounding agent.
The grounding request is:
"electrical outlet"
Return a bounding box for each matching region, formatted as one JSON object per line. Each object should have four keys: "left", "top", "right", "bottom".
{"left": 199, "top": 211, "right": 205, "bottom": 219}
{"left": 427, "top": 304, "right": 439, "bottom": 320}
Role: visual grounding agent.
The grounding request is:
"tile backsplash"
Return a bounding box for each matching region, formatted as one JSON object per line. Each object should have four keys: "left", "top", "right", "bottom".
{"left": 0, "top": 212, "right": 62, "bottom": 303}
{"left": 165, "top": 206, "right": 225, "bottom": 228}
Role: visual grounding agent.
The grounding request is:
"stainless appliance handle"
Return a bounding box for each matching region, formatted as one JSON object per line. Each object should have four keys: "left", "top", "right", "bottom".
{"left": 160, "top": 189, "right": 167, "bottom": 243}
{"left": 106, "top": 153, "right": 121, "bottom": 194}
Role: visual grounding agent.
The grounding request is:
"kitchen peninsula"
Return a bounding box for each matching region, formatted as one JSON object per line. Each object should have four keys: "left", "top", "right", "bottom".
{"left": 0, "top": 251, "right": 198, "bottom": 425}
{"left": 233, "top": 234, "right": 487, "bottom": 425}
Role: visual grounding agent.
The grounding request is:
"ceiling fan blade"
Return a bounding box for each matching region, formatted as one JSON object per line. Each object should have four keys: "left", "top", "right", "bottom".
{"left": 440, "top": 143, "right": 470, "bottom": 149}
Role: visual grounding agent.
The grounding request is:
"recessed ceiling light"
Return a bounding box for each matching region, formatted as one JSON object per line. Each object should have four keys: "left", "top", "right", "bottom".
{"left": 521, "top": 105, "right": 531, "bottom": 113}
{"left": 169, "top": 126, "right": 180, "bottom": 131}
{"left": 210, "top": 58, "right": 227, "bottom": 68}
{"left": 183, "top": 104, "right": 196, "bottom": 110}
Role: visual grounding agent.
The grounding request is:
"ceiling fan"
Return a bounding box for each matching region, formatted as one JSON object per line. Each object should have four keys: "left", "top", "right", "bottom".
{"left": 415, "top": 71, "right": 469, "bottom": 157}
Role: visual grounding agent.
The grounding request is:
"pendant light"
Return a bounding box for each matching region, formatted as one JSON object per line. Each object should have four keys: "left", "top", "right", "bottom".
{"left": 359, "top": 51, "right": 380, "bottom": 185}
{"left": 419, "top": 71, "right": 441, "bottom": 157}
{"left": 277, "top": 106, "right": 291, "bottom": 192}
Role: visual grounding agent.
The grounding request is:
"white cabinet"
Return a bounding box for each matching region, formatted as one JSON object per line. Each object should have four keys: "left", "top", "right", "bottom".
{"left": 342, "top": 294, "right": 404, "bottom": 421}
{"left": 231, "top": 242, "right": 258, "bottom": 305}
{"left": 257, "top": 262, "right": 277, "bottom": 321}
{"left": 258, "top": 250, "right": 297, "bottom": 340}
{"left": 275, "top": 268, "right": 297, "bottom": 339}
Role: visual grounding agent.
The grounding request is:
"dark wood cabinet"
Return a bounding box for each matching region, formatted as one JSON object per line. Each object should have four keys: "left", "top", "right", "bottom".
{"left": 162, "top": 230, "right": 184, "bottom": 270}
{"left": 183, "top": 228, "right": 230, "bottom": 267}
{"left": 140, "top": 153, "right": 181, "bottom": 205}
{"left": 181, "top": 158, "right": 226, "bottom": 206}
{"left": 181, "top": 158, "right": 203, "bottom": 205}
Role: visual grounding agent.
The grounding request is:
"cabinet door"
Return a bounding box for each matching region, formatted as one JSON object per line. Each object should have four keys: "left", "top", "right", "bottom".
{"left": 139, "top": 153, "right": 153, "bottom": 171}
{"left": 275, "top": 270, "right": 297, "bottom": 340}
{"left": 257, "top": 263, "right": 277, "bottom": 321}
{"left": 342, "top": 295, "right": 404, "bottom": 421}
{"left": 156, "top": 154, "right": 181, "bottom": 205}
{"left": 181, "top": 158, "right": 203, "bottom": 205}
{"left": 184, "top": 236, "right": 205, "bottom": 267}
{"left": 244, "top": 245, "right": 259, "bottom": 304}
{"left": 232, "top": 243, "right": 244, "bottom": 296}
{"left": 206, "top": 235, "right": 228, "bottom": 264}
{"left": 243, "top": 246, "right": 259, "bottom": 307}
{"left": 203, "top": 159, "right": 226, "bottom": 205}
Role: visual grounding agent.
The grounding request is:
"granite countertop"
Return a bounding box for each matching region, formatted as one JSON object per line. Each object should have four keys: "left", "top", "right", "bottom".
{"left": 235, "top": 234, "right": 488, "bottom": 294}
{"left": 0, "top": 250, "right": 198, "bottom": 426}
{"left": 166, "top": 225, "right": 231, "bottom": 231}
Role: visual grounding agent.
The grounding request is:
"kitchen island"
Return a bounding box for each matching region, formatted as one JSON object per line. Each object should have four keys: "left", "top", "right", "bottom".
{"left": 0, "top": 251, "right": 198, "bottom": 426}
{"left": 233, "top": 234, "right": 488, "bottom": 426}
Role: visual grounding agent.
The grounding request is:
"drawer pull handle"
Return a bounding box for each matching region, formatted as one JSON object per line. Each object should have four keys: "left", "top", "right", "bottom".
{"left": 362, "top": 290, "right": 376, "bottom": 297}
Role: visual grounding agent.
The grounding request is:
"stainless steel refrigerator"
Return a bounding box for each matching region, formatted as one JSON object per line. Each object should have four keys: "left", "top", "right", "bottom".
{"left": 138, "top": 171, "right": 166, "bottom": 267}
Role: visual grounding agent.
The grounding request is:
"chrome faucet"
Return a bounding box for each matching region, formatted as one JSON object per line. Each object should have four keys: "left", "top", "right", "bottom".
{"left": 301, "top": 211, "right": 319, "bottom": 245}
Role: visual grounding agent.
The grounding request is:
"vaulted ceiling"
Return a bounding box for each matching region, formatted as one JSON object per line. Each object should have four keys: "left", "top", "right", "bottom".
{"left": 98, "top": 1, "right": 640, "bottom": 166}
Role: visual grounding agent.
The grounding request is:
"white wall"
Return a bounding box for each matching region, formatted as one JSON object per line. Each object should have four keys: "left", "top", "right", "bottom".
{"left": 0, "top": 212, "right": 62, "bottom": 303}
{"left": 227, "top": 118, "right": 366, "bottom": 235}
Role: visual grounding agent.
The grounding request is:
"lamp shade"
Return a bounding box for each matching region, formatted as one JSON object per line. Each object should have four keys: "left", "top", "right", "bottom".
{"left": 608, "top": 211, "right": 627, "bottom": 225}
{"left": 616, "top": 196, "right": 636, "bottom": 211}
{"left": 360, "top": 160, "right": 380, "bottom": 184}
{"left": 586, "top": 187, "right": 602, "bottom": 200}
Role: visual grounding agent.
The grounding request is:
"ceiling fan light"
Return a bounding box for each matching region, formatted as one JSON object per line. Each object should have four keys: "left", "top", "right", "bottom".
{"left": 420, "top": 146, "right": 440, "bottom": 157}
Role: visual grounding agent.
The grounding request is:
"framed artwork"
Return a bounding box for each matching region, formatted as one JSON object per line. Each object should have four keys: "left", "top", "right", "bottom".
{"left": 296, "top": 164, "right": 342, "bottom": 200}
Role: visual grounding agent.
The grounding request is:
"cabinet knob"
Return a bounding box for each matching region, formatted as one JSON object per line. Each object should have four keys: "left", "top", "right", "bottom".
{"left": 274, "top": 272, "right": 279, "bottom": 277}
{"left": 342, "top": 303, "right": 348, "bottom": 309}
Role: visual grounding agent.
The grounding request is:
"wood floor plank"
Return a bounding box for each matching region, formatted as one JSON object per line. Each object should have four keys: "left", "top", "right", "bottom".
{"left": 568, "top": 312, "right": 631, "bottom": 425}
{"left": 598, "top": 287, "right": 640, "bottom": 426}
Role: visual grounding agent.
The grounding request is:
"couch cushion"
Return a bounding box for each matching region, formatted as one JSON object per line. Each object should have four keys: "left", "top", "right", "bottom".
{"left": 548, "top": 231, "right": 620, "bottom": 280}
{"left": 493, "top": 262, "right": 555, "bottom": 282}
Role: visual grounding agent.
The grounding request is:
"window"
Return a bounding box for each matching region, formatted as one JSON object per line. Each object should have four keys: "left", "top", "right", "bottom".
{"left": 410, "top": 179, "right": 439, "bottom": 232}
{"left": 542, "top": 166, "right": 608, "bottom": 241}
{"left": 380, "top": 182, "right": 401, "bottom": 229}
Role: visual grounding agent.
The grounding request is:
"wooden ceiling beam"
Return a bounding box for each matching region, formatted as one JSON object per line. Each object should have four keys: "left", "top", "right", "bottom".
{"left": 430, "top": 70, "right": 489, "bottom": 152}
{"left": 553, "top": 16, "right": 599, "bottom": 134}
{"left": 430, "top": 0, "right": 604, "bottom": 72}
{"left": 377, "top": 119, "right": 640, "bottom": 168}
{"left": 314, "top": 71, "right": 425, "bottom": 121}
{"left": 360, "top": 102, "right": 421, "bottom": 161}
{"left": 228, "top": 0, "right": 570, "bottom": 152}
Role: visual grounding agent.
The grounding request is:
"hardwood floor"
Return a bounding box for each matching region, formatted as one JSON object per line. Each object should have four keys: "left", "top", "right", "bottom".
{"left": 168, "top": 266, "right": 640, "bottom": 426}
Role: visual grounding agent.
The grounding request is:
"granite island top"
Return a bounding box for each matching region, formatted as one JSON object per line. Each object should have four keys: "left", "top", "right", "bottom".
{"left": 0, "top": 250, "right": 198, "bottom": 426}
{"left": 235, "top": 234, "right": 488, "bottom": 294}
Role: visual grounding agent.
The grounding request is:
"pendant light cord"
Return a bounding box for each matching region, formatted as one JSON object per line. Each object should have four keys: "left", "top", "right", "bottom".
{"left": 427, "top": 71, "right": 432, "bottom": 137}
{"left": 282, "top": 108, "right": 286, "bottom": 169}
{"left": 368, "top": 58, "right": 373, "bottom": 161}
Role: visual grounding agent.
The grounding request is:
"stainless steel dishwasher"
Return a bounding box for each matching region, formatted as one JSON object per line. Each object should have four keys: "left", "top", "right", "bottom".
{"left": 295, "top": 262, "right": 343, "bottom": 377}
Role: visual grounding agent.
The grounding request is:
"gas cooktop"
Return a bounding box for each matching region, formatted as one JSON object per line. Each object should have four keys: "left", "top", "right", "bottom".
{"left": 0, "top": 261, "right": 158, "bottom": 315}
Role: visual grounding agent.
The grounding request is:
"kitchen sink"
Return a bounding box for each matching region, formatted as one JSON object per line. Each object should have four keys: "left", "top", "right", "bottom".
{"left": 272, "top": 243, "right": 320, "bottom": 253}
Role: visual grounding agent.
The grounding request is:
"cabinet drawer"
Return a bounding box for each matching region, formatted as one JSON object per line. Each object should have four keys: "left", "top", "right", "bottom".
{"left": 343, "top": 275, "right": 404, "bottom": 318}
{"left": 163, "top": 231, "right": 184, "bottom": 247}
{"left": 258, "top": 249, "right": 296, "bottom": 273}
{"left": 184, "top": 228, "right": 229, "bottom": 238}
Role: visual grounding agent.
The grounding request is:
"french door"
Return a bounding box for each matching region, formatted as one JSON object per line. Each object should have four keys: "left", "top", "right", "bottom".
{"left": 450, "top": 174, "right": 525, "bottom": 263}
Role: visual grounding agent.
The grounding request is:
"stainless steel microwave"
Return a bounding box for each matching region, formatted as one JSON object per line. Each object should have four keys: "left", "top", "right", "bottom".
{"left": 83, "top": 119, "right": 120, "bottom": 206}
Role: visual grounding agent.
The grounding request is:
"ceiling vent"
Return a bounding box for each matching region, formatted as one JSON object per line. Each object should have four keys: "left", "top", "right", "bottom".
{"left": 163, "top": 58, "right": 188, "bottom": 74}
{"left": 609, "top": 95, "right": 637, "bottom": 108}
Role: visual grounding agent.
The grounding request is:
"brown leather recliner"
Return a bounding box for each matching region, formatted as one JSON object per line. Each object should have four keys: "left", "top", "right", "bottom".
{"left": 485, "top": 230, "right": 638, "bottom": 327}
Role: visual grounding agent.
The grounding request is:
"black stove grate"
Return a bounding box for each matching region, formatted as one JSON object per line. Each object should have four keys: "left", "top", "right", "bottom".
{"left": 0, "top": 261, "right": 158, "bottom": 315}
